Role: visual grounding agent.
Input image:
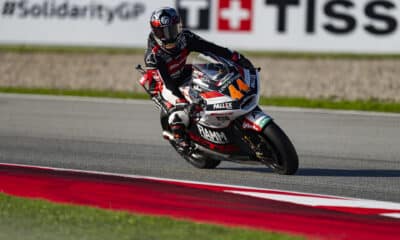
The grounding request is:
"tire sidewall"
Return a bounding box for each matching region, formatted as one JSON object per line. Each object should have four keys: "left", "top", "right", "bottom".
{"left": 262, "top": 122, "right": 299, "bottom": 175}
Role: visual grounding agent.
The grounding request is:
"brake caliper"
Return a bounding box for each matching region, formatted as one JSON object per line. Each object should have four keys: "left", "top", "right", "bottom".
{"left": 242, "top": 131, "right": 274, "bottom": 164}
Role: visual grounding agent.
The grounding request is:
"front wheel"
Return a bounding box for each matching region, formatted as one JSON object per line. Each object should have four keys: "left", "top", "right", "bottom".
{"left": 262, "top": 122, "right": 299, "bottom": 175}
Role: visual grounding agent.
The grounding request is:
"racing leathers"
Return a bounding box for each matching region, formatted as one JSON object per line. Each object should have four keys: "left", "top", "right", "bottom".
{"left": 140, "top": 29, "right": 253, "bottom": 152}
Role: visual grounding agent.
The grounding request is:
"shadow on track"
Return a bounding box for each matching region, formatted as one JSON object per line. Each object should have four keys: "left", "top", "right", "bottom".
{"left": 216, "top": 167, "right": 273, "bottom": 174}
{"left": 216, "top": 167, "right": 400, "bottom": 177}
{"left": 297, "top": 168, "right": 400, "bottom": 177}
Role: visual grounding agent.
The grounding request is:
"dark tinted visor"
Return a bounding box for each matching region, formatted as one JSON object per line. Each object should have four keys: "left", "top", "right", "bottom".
{"left": 153, "top": 24, "right": 181, "bottom": 43}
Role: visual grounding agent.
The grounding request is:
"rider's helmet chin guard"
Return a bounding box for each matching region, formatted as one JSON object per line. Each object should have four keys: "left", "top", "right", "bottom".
{"left": 150, "top": 7, "right": 183, "bottom": 52}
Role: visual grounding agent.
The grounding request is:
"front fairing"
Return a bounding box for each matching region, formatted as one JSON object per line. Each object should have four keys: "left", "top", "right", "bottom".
{"left": 180, "top": 53, "right": 260, "bottom": 128}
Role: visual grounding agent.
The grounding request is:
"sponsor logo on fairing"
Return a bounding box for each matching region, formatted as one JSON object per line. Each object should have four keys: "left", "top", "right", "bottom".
{"left": 243, "top": 119, "right": 262, "bottom": 132}
{"left": 213, "top": 102, "right": 233, "bottom": 110}
{"left": 216, "top": 116, "right": 230, "bottom": 121}
{"left": 197, "top": 125, "right": 229, "bottom": 144}
{"left": 207, "top": 101, "right": 239, "bottom": 111}
{"left": 242, "top": 111, "right": 272, "bottom": 132}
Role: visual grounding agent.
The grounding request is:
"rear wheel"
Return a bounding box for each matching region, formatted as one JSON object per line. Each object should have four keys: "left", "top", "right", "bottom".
{"left": 162, "top": 111, "right": 221, "bottom": 169}
{"left": 261, "top": 122, "right": 299, "bottom": 175}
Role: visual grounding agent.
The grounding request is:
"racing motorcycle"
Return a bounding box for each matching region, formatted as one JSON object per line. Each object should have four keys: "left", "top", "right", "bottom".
{"left": 136, "top": 53, "right": 298, "bottom": 175}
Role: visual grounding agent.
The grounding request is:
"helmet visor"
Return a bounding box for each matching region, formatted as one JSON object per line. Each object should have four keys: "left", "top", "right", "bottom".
{"left": 153, "top": 24, "right": 181, "bottom": 43}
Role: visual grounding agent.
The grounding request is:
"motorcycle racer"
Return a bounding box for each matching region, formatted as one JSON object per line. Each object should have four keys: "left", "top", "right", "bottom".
{"left": 140, "top": 7, "right": 253, "bottom": 153}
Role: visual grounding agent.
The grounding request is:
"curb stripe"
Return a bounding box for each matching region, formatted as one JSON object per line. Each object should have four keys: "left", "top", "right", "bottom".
{"left": 1, "top": 163, "right": 400, "bottom": 240}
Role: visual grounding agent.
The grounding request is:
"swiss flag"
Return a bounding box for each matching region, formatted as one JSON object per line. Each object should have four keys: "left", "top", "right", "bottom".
{"left": 218, "top": 0, "right": 252, "bottom": 32}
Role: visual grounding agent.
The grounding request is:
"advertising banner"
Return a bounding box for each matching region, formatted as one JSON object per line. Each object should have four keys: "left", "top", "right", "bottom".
{"left": 0, "top": 0, "right": 399, "bottom": 53}
{"left": 0, "top": 0, "right": 167, "bottom": 47}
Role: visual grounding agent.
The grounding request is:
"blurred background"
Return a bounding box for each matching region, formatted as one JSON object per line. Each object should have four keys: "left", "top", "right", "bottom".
{"left": 0, "top": 0, "right": 399, "bottom": 103}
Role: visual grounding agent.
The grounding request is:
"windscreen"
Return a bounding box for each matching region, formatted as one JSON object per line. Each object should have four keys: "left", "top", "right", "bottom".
{"left": 191, "top": 53, "right": 234, "bottom": 84}
{"left": 194, "top": 63, "right": 228, "bottom": 82}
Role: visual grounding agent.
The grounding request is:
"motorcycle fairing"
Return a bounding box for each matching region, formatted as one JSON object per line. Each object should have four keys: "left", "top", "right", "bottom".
{"left": 242, "top": 108, "right": 272, "bottom": 132}
{"left": 188, "top": 123, "right": 241, "bottom": 154}
{"left": 196, "top": 123, "right": 230, "bottom": 144}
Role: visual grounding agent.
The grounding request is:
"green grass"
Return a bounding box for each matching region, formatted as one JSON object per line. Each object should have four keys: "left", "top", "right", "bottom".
{"left": 259, "top": 97, "right": 400, "bottom": 113}
{"left": 1, "top": 44, "right": 400, "bottom": 59}
{"left": 0, "top": 193, "right": 302, "bottom": 240}
{"left": 0, "top": 87, "right": 149, "bottom": 100}
{"left": 1, "top": 87, "right": 399, "bottom": 113}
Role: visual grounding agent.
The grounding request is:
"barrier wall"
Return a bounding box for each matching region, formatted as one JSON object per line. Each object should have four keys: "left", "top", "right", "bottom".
{"left": 0, "top": 0, "right": 399, "bottom": 53}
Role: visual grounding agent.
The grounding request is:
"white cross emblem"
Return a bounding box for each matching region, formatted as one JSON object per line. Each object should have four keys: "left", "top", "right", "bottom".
{"left": 220, "top": 0, "right": 250, "bottom": 29}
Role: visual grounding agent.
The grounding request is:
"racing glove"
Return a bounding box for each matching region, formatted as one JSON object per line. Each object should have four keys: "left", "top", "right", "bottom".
{"left": 139, "top": 69, "right": 163, "bottom": 96}
{"left": 140, "top": 69, "right": 172, "bottom": 111}
{"left": 231, "top": 51, "right": 254, "bottom": 69}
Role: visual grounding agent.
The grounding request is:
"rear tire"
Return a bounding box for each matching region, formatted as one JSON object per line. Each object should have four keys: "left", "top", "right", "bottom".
{"left": 162, "top": 110, "right": 221, "bottom": 169}
{"left": 263, "top": 122, "right": 299, "bottom": 175}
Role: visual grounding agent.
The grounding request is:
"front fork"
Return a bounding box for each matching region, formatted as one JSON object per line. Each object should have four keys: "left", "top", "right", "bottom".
{"left": 238, "top": 106, "right": 274, "bottom": 163}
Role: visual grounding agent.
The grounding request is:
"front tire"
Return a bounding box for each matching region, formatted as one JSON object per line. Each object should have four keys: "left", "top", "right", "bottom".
{"left": 262, "top": 122, "right": 299, "bottom": 175}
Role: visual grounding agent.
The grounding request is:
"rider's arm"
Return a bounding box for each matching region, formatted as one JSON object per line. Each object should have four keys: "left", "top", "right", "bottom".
{"left": 186, "top": 30, "right": 253, "bottom": 68}
{"left": 141, "top": 49, "right": 162, "bottom": 96}
{"left": 155, "top": 59, "right": 185, "bottom": 99}
{"left": 186, "top": 30, "right": 232, "bottom": 58}
{"left": 143, "top": 48, "right": 185, "bottom": 100}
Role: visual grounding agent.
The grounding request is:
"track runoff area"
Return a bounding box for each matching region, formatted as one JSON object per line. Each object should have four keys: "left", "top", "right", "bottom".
{"left": 1, "top": 163, "right": 399, "bottom": 240}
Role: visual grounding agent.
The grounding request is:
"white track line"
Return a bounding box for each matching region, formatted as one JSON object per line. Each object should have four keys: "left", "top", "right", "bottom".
{"left": 381, "top": 213, "right": 400, "bottom": 219}
{"left": 227, "top": 190, "right": 400, "bottom": 210}
{"left": 1, "top": 93, "right": 399, "bottom": 117}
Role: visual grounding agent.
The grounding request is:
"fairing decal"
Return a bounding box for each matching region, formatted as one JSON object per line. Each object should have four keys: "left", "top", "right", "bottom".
{"left": 188, "top": 132, "right": 240, "bottom": 154}
{"left": 197, "top": 124, "right": 229, "bottom": 144}
{"left": 201, "top": 91, "right": 224, "bottom": 99}
{"left": 242, "top": 110, "right": 272, "bottom": 132}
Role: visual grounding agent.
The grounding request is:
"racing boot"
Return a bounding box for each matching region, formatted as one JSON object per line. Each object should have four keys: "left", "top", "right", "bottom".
{"left": 171, "top": 124, "right": 190, "bottom": 154}
{"left": 170, "top": 114, "right": 191, "bottom": 154}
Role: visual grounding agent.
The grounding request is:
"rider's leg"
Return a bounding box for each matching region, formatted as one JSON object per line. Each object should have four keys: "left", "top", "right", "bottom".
{"left": 168, "top": 110, "right": 190, "bottom": 152}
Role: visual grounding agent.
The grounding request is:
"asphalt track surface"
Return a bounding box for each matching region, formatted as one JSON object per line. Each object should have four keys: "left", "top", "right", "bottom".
{"left": 1, "top": 94, "right": 399, "bottom": 202}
